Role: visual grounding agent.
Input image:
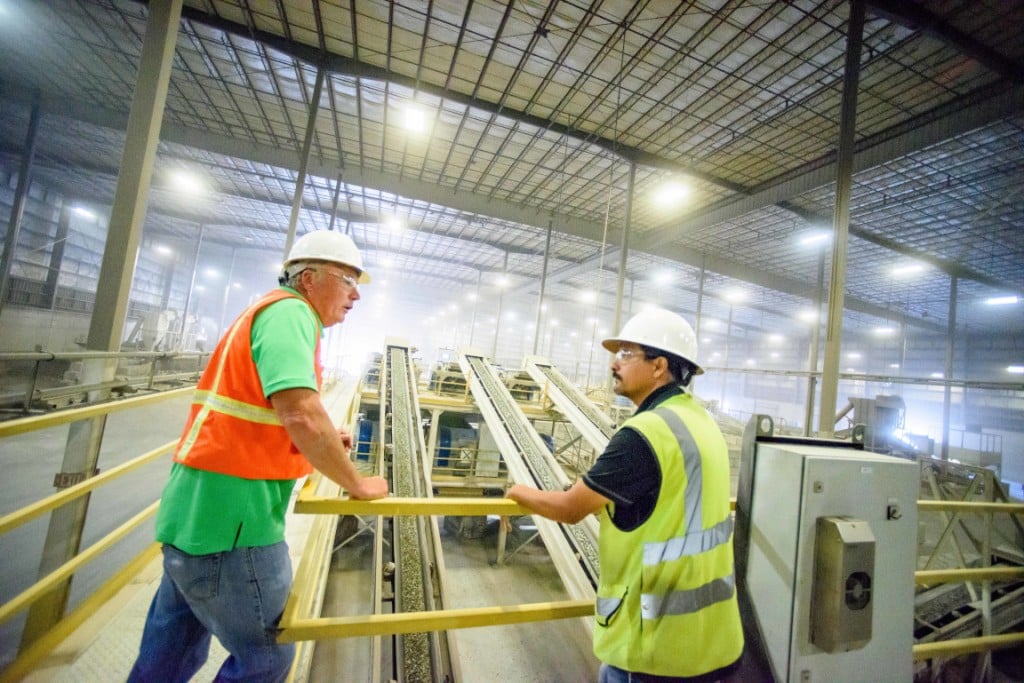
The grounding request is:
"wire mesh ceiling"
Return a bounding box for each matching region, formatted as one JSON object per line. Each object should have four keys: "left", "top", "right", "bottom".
{"left": 0, "top": 0, "right": 1021, "bottom": 339}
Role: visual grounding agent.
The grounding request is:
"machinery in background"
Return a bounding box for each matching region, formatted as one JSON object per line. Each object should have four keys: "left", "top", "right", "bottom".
{"left": 428, "top": 361, "right": 467, "bottom": 395}
{"left": 836, "top": 395, "right": 1006, "bottom": 480}
{"left": 734, "top": 415, "right": 919, "bottom": 682}
{"left": 834, "top": 394, "right": 915, "bottom": 456}
{"left": 432, "top": 413, "right": 478, "bottom": 471}
{"left": 362, "top": 352, "right": 382, "bottom": 388}
{"left": 500, "top": 369, "right": 540, "bottom": 402}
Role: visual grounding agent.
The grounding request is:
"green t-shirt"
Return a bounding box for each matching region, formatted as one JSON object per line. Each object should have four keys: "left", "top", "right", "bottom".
{"left": 155, "top": 288, "right": 322, "bottom": 554}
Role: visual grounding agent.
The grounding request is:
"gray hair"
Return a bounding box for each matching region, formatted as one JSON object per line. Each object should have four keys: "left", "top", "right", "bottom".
{"left": 279, "top": 261, "right": 311, "bottom": 288}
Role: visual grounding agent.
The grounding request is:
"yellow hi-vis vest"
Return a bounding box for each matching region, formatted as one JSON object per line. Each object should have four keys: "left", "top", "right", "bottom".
{"left": 174, "top": 289, "right": 320, "bottom": 480}
{"left": 593, "top": 392, "right": 743, "bottom": 677}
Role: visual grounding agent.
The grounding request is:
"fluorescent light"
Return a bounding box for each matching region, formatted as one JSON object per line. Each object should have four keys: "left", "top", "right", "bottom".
{"left": 1008, "top": 366, "right": 1024, "bottom": 374}
{"left": 799, "top": 230, "right": 831, "bottom": 247}
{"left": 652, "top": 180, "right": 690, "bottom": 209}
{"left": 72, "top": 206, "right": 96, "bottom": 220}
{"left": 723, "top": 288, "right": 746, "bottom": 304}
{"left": 798, "top": 309, "right": 818, "bottom": 323}
{"left": 169, "top": 170, "right": 205, "bottom": 195}
{"left": 985, "top": 296, "right": 1019, "bottom": 306}
{"left": 403, "top": 106, "right": 430, "bottom": 134}
{"left": 874, "top": 326, "right": 896, "bottom": 336}
{"left": 892, "top": 263, "right": 924, "bottom": 277}
{"left": 930, "top": 372, "right": 944, "bottom": 379}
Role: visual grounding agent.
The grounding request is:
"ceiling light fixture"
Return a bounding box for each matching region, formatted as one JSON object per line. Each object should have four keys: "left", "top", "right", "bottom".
{"left": 984, "top": 295, "right": 1019, "bottom": 306}
{"left": 798, "top": 230, "right": 831, "bottom": 247}
{"left": 403, "top": 105, "right": 429, "bottom": 135}
{"left": 170, "top": 170, "right": 205, "bottom": 195}
{"left": 652, "top": 180, "right": 689, "bottom": 209}
{"left": 891, "top": 263, "right": 925, "bottom": 277}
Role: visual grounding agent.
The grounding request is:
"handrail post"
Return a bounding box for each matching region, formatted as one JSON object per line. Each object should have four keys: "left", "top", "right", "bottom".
{"left": 147, "top": 354, "right": 159, "bottom": 390}
{"left": 22, "top": 357, "right": 44, "bottom": 414}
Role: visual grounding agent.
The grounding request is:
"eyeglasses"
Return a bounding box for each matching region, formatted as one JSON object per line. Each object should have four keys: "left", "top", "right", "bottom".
{"left": 614, "top": 348, "right": 647, "bottom": 362}
{"left": 312, "top": 269, "right": 359, "bottom": 292}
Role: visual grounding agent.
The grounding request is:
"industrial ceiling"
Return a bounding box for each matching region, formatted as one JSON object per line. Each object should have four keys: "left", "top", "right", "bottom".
{"left": 0, "top": 0, "right": 1022, "bottom": 345}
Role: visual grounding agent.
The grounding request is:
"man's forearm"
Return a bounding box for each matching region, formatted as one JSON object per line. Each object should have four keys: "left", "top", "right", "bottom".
{"left": 507, "top": 485, "right": 578, "bottom": 523}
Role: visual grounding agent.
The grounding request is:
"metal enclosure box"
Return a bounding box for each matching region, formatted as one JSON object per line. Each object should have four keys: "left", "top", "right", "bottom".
{"left": 746, "top": 443, "right": 918, "bottom": 682}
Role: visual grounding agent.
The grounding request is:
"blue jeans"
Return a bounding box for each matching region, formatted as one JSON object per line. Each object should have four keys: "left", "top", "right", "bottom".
{"left": 128, "top": 542, "right": 295, "bottom": 683}
{"left": 598, "top": 663, "right": 727, "bottom": 683}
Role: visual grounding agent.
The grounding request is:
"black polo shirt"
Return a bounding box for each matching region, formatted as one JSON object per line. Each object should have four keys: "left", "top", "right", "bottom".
{"left": 582, "top": 383, "right": 683, "bottom": 531}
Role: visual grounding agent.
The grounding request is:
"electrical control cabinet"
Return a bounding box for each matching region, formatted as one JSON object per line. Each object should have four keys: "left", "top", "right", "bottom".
{"left": 745, "top": 443, "right": 918, "bottom": 682}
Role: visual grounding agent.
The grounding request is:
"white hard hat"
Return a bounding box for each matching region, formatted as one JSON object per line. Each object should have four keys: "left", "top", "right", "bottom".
{"left": 602, "top": 307, "right": 703, "bottom": 374}
{"left": 284, "top": 231, "right": 371, "bottom": 283}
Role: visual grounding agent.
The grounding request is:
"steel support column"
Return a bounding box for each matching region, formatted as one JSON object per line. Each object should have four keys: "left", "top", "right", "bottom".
{"left": 804, "top": 250, "right": 826, "bottom": 436}
{"left": 23, "top": 0, "right": 183, "bottom": 650}
{"left": 941, "top": 275, "right": 957, "bottom": 460}
{"left": 491, "top": 252, "right": 508, "bottom": 359}
{"left": 179, "top": 224, "right": 204, "bottom": 348}
{"left": 532, "top": 217, "right": 554, "bottom": 354}
{"left": 0, "top": 95, "right": 41, "bottom": 318}
{"left": 283, "top": 67, "right": 326, "bottom": 259}
{"left": 607, "top": 162, "right": 635, "bottom": 398}
{"left": 44, "top": 204, "right": 72, "bottom": 310}
{"left": 818, "top": 0, "right": 865, "bottom": 437}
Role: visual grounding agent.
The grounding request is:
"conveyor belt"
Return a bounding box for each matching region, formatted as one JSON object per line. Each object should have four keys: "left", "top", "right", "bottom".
{"left": 383, "top": 341, "right": 457, "bottom": 683}
{"left": 459, "top": 351, "right": 600, "bottom": 598}
{"left": 523, "top": 355, "right": 615, "bottom": 452}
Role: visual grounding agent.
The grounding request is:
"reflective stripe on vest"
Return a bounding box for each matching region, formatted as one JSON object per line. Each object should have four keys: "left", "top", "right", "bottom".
{"left": 190, "top": 389, "right": 281, "bottom": 425}
{"left": 641, "top": 575, "right": 735, "bottom": 620}
{"left": 641, "top": 406, "right": 733, "bottom": 566}
{"left": 173, "top": 289, "right": 320, "bottom": 480}
{"left": 636, "top": 406, "right": 735, "bottom": 618}
{"left": 177, "top": 302, "right": 256, "bottom": 458}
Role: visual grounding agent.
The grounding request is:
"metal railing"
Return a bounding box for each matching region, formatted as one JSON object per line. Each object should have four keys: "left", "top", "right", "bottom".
{"left": 912, "top": 460, "right": 1024, "bottom": 680}
{"left": 0, "top": 350, "right": 207, "bottom": 415}
{"left": 0, "top": 388, "right": 192, "bottom": 682}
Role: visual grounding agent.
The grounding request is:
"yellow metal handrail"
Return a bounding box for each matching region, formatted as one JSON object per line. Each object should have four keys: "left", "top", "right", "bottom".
{"left": 0, "top": 543, "right": 161, "bottom": 683}
{"left": 913, "top": 632, "right": 1024, "bottom": 661}
{"left": 915, "top": 567, "right": 1024, "bottom": 585}
{"left": 918, "top": 499, "right": 1024, "bottom": 515}
{"left": 293, "top": 493, "right": 532, "bottom": 517}
{"left": 0, "top": 441, "right": 174, "bottom": 535}
{"left": 0, "top": 386, "right": 193, "bottom": 438}
{"left": 914, "top": 493, "right": 1024, "bottom": 668}
{"left": 0, "top": 501, "right": 159, "bottom": 627}
{"left": 278, "top": 600, "right": 593, "bottom": 642}
{"left": 0, "top": 385, "right": 191, "bottom": 674}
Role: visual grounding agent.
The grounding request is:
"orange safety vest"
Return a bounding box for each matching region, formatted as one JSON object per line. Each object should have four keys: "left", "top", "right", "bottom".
{"left": 173, "top": 289, "right": 321, "bottom": 480}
